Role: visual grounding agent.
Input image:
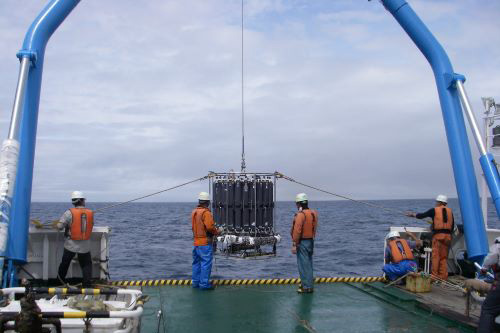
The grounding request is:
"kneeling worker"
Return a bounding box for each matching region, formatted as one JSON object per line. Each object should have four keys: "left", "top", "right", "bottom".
{"left": 291, "top": 193, "right": 318, "bottom": 293}
{"left": 55, "top": 191, "right": 94, "bottom": 287}
{"left": 192, "top": 192, "right": 221, "bottom": 290}
{"left": 382, "top": 231, "right": 421, "bottom": 281}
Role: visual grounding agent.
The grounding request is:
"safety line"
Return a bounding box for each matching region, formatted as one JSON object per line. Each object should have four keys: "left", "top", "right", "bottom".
{"left": 94, "top": 174, "right": 210, "bottom": 213}
{"left": 110, "top": 276, "right": 386, "bottom": 287}
{"left": 276, "top": 172, "right": 412, "bottom": 217}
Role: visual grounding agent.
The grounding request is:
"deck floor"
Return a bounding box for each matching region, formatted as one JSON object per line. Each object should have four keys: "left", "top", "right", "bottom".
{"left": 139, "top": 282, "right": 475, "bottom": 333}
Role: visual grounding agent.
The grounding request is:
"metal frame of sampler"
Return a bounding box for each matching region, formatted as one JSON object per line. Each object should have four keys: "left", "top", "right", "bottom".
{"left": 209, "top": 172, "right": 280, "bottom": 258}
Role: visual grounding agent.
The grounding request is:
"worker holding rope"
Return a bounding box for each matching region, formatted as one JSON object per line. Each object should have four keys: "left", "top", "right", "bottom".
{"left": 191, "top": 192, "right": 222, "bottom": 291}
{"left": 54, "top": 191, "right": 94, "bottom": 287}
{"left": 406, "top": 194, "right": 454, "bottom": 281}
{"left": 291, "top": 193, "right": 318, "bottom": 294}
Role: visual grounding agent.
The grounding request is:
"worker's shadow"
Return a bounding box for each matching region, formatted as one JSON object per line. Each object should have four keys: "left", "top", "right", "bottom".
{"left": 293, "top": 295, "right": 314, "bottom": 333}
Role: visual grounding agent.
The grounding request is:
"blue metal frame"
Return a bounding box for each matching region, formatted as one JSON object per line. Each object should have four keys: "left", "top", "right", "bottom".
{"left": 381, "top": 0, "right": 488, "bottom": 260}
{"left": 4, "top": 0, "right": 80, "bottom": 286}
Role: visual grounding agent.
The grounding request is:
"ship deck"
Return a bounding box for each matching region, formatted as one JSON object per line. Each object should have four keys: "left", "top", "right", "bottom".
{"left": 137, "top": 281, "right": 477, "bottom": 332}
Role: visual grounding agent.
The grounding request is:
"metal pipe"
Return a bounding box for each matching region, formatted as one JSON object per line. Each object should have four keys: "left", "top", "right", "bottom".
{"left": 6, "top": 0, "right": 81, "bottom": 268}
{"left": 482, "top": 116, "right": 489, "bottom": 228}
{"left": 456, "top": 80, "right": 487, "bottom": 156}
{"left": 8, "top": 58, "right": 31, "bottom": 140}
{"left": 456, "top": 81, "right": 500, "bottom": 222}
{"left": 381, "top": 0, "right": 488, "bottom": 260}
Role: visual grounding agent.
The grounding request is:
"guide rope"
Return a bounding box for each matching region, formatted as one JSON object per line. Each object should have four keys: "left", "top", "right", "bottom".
{"left": 276, "top": 172, "right": 413, "bottom": 218}
{"left": 94, "top": 174, "right": 211, "bottom": 213}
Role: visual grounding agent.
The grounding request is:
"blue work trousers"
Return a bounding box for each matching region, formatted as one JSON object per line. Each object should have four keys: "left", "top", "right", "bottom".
{"left": 297, "top": 239, "right": 314, "bottom": 289}
{"left": 382, "top": 260, "right": 417, "bottom": 281}
{"left": 192, "top": 245, "right": 213, "bottom": 289}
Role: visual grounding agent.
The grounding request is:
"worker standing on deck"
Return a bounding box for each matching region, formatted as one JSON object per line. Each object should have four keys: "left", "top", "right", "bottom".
{"left": 291, "top": 193, "right": 318, "bottom": 293}
{"left": 55, "top": 191, "right": 93, "bottom": 287}
{"left": 192, "top": 192, "right": 221, "bottom": 291}
{"left": 382, "top": 231, "right": 421, "bottom": 281}
{"left": 478, "top": 237, "right": 500, "bottom": 333}
{"left": 406, "top": 194, "right": 454, "bottom": 281}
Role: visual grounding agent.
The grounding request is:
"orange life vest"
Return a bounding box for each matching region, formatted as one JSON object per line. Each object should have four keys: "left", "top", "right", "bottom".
{"left": 69, "top": 208, "right": 94, "bottom": 241}
{"left": 433, "top": 206, "right": 453, "bottom": 234}
{"left": 388, "top": 238, "right": 414, "bottom": 263}
{"left": 291, "top": 209, "right": 318, "bottom": 240}
{"left": 192, "top": 207, "right": 214, "bottom": 246}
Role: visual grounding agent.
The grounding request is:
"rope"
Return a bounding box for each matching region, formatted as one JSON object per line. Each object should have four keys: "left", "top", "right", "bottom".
{"left": 94, "top": 175, "right": 210, "bottom": 213}
{"left": 276, "top": 172, "right": 410, "bottom": 216}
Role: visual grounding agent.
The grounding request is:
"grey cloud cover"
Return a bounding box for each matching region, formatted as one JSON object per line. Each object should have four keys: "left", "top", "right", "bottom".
{"left": 0, "top": 0, "right": 500, "bottom": 203}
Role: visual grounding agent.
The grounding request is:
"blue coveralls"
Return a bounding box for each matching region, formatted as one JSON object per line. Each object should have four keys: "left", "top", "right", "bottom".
{"left": 192, "top": 245, "right": 213, "bottom": 289}
{"left": 297, "top": 239, "right": 314, "bottom": 289}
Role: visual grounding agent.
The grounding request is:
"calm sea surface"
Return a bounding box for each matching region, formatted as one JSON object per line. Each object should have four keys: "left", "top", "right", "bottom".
{"left": 30, "top": 199, "right": 500, "bottom": 281}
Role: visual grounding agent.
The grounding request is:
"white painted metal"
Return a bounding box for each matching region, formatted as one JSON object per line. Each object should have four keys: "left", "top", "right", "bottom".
{"left": 0, "top": 287, "right": 142, "bottom": 332}
{"left": 18, "top": 226, "right": 110, "bottom": 281}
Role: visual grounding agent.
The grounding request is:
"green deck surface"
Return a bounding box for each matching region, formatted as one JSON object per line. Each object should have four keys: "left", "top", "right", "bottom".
{"left": 140, "top": 282, "right": 474, "bottom": 332}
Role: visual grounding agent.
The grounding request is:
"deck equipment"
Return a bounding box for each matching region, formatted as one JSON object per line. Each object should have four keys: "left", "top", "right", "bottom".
{"left": 210, "top": 172, "right": 280, "bottom": 257}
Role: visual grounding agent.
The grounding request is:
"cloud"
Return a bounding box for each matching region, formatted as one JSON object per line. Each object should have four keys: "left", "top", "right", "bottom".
{"left": 0, "top": 0, "right": 499, "bottom": 206}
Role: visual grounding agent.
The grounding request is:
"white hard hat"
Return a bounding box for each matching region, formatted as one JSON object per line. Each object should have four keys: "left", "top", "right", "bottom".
{"left": 385, "top": 231, "right": 400, "bottom": 241}
{"left": 295, "top": 193, "right": 308, "bottom": 202}
{"left": 436, "top": 194, "right": 448, "bottom": 203}
{"left": 71, "top": 191, "right": 85, "bottom": 200}
{"left": 198, "top": 192, "right": 210, "bottom": 201}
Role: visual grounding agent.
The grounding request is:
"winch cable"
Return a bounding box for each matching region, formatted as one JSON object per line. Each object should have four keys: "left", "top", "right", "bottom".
{"left": 94, "top": 174, "right": 211, "bottom": 213}
{"left": 277, "top": 172, "right": 431, "bottom": 222}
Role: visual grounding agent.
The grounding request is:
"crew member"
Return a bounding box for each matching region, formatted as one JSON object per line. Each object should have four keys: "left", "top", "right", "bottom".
{"left": 55, "top": 191, "right": 93, "bottom": 287}
{"left": 192, "top": 192, "right": 220, "bottom": 290}
{"left": 406, "top": 194, "right": 454, "bottom": 281}
{"left": 478, "top": 237, "right": 500, "bottom": 333}
{"left": 382, "top": 231, "right": 421, "bottom": 281}
{"left": 291, "top": 193, "right": 318, "bottom": 293}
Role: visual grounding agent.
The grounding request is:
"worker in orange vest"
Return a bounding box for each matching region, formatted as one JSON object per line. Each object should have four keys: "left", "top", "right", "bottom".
{"left": 382, "top": 231, "right": 421, "bottom": 280}
{"left": 54, "top": 191, "right": 94, "bottom": 287}
{"left": 291, "top": 193, "right": 318, "bottom": 293}
{"left": 192, "top": 192, "right": 221, "bottom": 290}
{"left": 406, "top": 194, "right": 454, "bottom": 281}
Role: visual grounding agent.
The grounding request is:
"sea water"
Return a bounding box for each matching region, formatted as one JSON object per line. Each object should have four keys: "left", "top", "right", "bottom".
{"left": 30, "top": 199, "right": 500, "bottom": 281}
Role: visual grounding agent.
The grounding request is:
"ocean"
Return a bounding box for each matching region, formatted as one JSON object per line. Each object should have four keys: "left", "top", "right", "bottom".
{"left": 30, "top": 199, "right": 500, "bottom": 281}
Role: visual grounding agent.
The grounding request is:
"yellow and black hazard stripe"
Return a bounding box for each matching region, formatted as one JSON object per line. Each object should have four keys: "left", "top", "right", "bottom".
{"left": 110, "top": 276, "right": 385, "bottom": 287}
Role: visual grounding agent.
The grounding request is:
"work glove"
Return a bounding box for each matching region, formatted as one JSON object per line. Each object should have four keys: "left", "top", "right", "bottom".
{"left": 50, "top": 220, "right": 60, "bottom": 229}
{"left": 30, "top": 219, "right": 43, "bottom": 229}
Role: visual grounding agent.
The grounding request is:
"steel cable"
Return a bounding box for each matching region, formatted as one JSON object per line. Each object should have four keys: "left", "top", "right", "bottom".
{"left": 276, "top": 172, "right": 413, "bottom": 217}
{"left": 94, "top": 174, "right": 210, "bottom": 213}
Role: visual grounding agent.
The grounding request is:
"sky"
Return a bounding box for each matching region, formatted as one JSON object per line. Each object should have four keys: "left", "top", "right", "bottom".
{"left": 0, "top": 0, "right": 500, "bottom": 203}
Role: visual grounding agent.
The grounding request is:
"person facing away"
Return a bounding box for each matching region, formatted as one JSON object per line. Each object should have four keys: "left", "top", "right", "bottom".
{"left": 382, "top": 231, "right": 421, "bottom": 281}
{"left": 477, "top": 237, "right": 500, "bottom": 333}
{"left": 406, "top": 194, "right": 454, "bottom": 281}
{"left": 55, "top": 191, "right": 94, "bottom": 287}
{"left": 191, "top": 192, "right": 221, "bottom": 291}
{"left": 291, "top": 193, "right": 318, "bottom": 294}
